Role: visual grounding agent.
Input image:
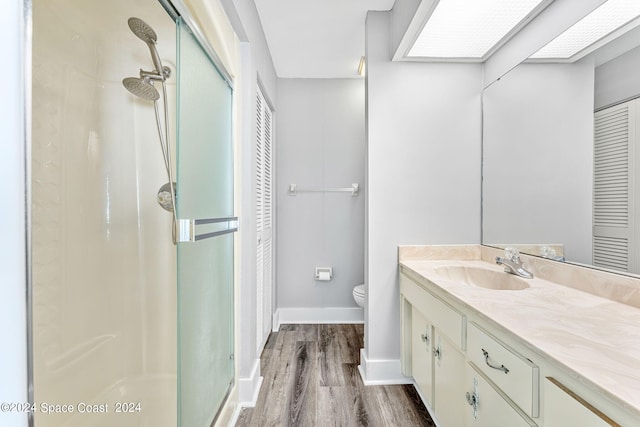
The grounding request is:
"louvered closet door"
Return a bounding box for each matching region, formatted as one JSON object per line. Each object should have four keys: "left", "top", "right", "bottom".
{"left": 256, "top": 86, "right": 274, "bottom": 350}
{"left": 593, "top": 100, "right": 637, "bottom": 273}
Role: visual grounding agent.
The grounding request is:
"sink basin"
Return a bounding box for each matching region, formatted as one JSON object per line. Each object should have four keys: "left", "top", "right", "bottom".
{"left": 431, "top": 265, "right": 530, "bottom": 290}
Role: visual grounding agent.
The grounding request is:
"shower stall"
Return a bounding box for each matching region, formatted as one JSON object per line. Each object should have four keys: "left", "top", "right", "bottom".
{"left": 30, "top": 0, "right": 235, "bottom": 425}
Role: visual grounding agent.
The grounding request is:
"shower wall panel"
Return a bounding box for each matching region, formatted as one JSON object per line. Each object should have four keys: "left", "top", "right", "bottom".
{"left": 32, "top": 1, "right": 177, "bottom": 425}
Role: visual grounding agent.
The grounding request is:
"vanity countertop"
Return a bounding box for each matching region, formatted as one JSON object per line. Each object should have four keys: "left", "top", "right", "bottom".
{"left": 400, "top": 258, "right": 640, "bottom": 419}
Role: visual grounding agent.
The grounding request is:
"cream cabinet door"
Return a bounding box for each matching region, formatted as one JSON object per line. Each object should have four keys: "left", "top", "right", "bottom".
{"left": 433, "top": 330, "right": 466, "bottom": 427}
{"left": 544, "top": 378, "right": 616, "bottom": 427}
{"left": 464, "top": 364, "right": 536, "bottom": 427}
{"left": 412, "top": 308, "right": 433, "bottom": 406}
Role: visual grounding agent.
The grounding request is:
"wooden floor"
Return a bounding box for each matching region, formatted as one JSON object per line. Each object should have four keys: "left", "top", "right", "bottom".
{"left": 235, "top": 324, "right": 435, "bottom": 426}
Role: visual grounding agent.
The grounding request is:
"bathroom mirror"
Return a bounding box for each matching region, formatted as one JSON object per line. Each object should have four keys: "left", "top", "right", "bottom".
{"left": 482, "top": 8, "right": 640, "bottom": 275}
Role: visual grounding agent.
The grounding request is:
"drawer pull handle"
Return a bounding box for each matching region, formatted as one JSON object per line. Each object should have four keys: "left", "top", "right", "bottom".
{"left": 482, "top": 349, "right": 509, "bottom": 374}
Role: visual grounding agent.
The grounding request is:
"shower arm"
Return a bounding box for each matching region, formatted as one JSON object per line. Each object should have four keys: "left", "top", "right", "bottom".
{"left": 140, "top": 67, "right": 171, "bottom": 82}
{"left": 140, "top": 69, "right": 164, "bottom": 81}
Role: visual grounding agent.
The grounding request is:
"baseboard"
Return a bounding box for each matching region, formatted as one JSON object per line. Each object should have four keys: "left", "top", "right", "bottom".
{"left": 214, "top": 385, "right": 238, "bottom": 427}
{"left": 358, "top": 348, "right": 413, "bottom": 385}
{"left": 237, "top": 358, "right": 263, "bottom": 407}
{"left": 228, "top": 406, "right": 243, "bottom": 427}
{"left": 273, "top": 307, "right": 364, "bottom": 329}
{"left": 272, "top": 309, "right": 280, "bottom": 332}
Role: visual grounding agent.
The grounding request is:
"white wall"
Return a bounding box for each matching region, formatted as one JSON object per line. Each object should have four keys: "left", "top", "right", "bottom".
{"left": 363, "top": 11, "right": 482, "bottom": 382}
{"left": 276, "top": 79, "right": 365, "bottom": 313}
{"left": 220, "top": 0, "right": 278, "bottom": 406}
{"left": 482, "top": 62, "right": 594, "bottom": 264}
{"left": 595, "top": 45, "right": 640, "bottom": 110}
{"left": 0, "top": 1, "right": 28, "bottom": 426}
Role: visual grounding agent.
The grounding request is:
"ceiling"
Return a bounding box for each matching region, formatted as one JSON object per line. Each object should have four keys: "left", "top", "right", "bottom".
{"left": 253, "top": 0, "right": 396, "bottom": 78}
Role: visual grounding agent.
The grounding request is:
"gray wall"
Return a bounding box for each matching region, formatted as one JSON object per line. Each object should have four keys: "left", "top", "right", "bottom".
{"left": 276, "top": 78, "right": 365, "bottom": 309}
{"left": 364, "top": 11, "right": 482, "bottom": 379}
{"left": 483, "top": 62, "right": 594, "bottom": 264}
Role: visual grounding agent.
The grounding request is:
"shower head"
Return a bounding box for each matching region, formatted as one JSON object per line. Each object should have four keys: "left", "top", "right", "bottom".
{"left": 128, "top": 17, "right": 157, "bottom": 44}
{"left": 127, "top": 17, "right": 168, "bottom": 79}
{"left": 122, "top": 77, "right": 160, "bottom": 101}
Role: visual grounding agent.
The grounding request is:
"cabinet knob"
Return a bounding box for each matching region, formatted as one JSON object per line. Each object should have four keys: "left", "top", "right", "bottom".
{"left": 466, "top": 377, "right": 480, "bottom": 420}
{"left": 466, "top": 391, "right": 479, "bottom": 420}
{"left": 421, "top": 333, "right": 429, "bottom": 343}
{"left": 433, "top": 345, "right": 441, "bottom": 362}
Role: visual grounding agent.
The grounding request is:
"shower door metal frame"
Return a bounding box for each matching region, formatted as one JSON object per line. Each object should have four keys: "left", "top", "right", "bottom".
{"left": 17, "top": 0, "right": 35, "bottom": 426}
{"left": 158, "top": 0, "right": 234, "bottom": 89}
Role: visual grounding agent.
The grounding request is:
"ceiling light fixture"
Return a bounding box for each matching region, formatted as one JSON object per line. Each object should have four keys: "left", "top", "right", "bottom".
{"left": 408, "top": 0, "right": 551, "bottom": 60}
{"left": 530, "top": 0, "right": 640, "bottom": 60}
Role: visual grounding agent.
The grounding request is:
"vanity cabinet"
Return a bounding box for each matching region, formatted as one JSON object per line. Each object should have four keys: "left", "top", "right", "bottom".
{"left": 402, "top": 271, "right": 535, "bottom": 427}
{"left": 401, "top": 273, "right": 466, "bottom": 427}
{"left": 400, "top": 269, "right": 625, "bottom": 427}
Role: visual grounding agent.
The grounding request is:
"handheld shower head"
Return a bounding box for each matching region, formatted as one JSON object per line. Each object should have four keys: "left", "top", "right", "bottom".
{"left": 122, "top": 77, "right": 160, "bottom": 101}
{"left": 128, "top": 17, "right": 157, "bottom": 44}
{"left": 127, "top": 17, "right": 168, "bottom": 79}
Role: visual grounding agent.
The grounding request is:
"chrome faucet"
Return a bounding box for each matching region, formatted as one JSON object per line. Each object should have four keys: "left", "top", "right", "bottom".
{"left": 495, "top": 247, "right": 533, "bottom": 279}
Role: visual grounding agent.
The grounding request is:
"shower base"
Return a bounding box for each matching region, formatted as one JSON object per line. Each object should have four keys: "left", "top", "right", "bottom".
{"left": 62, "top": 374, "right": 177, "bottom": 427}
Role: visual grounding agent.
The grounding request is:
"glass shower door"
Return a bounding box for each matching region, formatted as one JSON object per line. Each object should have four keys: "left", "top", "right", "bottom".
{"left": 175, "top": 17, "right": 235, "bottom": 427}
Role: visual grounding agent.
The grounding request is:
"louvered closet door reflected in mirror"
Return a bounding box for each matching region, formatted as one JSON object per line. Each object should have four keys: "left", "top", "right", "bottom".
{"left": 593, "top": 99, "right": 640, "bottom": 273}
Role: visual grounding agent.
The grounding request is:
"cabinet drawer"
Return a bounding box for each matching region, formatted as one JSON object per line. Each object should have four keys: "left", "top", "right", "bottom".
{"left": 467, "top": 322, "right": 539, "bottom": 418}
{"left": 400, "top": 273, "right": 465, "bottom": 350}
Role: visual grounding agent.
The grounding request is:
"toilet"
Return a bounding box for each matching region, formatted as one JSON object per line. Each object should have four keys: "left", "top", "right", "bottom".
{"left": 352, "top": 284, "right": 365, "bottom": 308}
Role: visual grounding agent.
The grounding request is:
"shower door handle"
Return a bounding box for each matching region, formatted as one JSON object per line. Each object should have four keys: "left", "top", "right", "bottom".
{"left": 177, "top": 217, "right": 238, "bottom": 242}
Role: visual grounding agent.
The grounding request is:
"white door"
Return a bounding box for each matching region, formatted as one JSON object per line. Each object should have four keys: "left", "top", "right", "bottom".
{"left": 412, "top": 308, "right": 434, "bottom": 406}
{"left": 433, "top": 330, "right": 466, "bottom": 427}
{"left": 256, "top": 85, "right": 274, "bottom": 350}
